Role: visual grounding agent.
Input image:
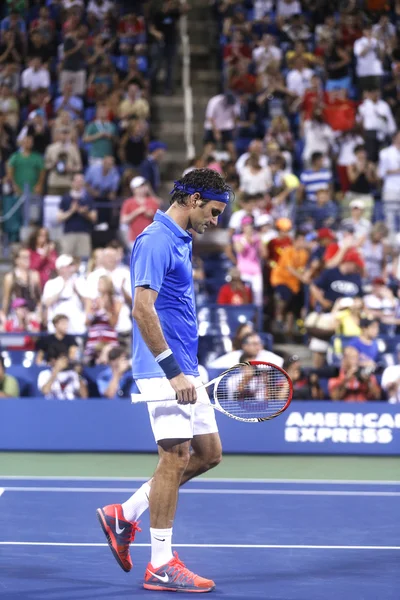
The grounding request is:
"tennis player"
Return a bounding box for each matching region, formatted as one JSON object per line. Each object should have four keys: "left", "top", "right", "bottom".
{"left": 97, "top": 168, "right": 232, "bottom": 593}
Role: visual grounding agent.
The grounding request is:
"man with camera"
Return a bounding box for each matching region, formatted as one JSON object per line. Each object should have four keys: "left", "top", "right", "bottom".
{"left": 44, "top": 127, "right": 82, "bottom": 195}
{"left": 328, "top": 346, "right": 381, "bottom": 402}
{"left": 37, "top": 346, "right": 88, "bottom": 400}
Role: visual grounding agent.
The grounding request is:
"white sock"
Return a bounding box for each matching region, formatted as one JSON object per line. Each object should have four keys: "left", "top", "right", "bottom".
{"left": 121, "top": 481, "right": 151, "bottom": 522}
{"left": 150, "top": 527, "right": 173, "bottom": 568}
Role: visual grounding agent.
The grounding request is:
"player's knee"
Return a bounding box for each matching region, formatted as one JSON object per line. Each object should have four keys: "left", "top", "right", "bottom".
{"left": 159, "top": 440, "right": 191, "bottom": 472}
{"left": 203, "top": 451, "right": 222, "bottom": 472}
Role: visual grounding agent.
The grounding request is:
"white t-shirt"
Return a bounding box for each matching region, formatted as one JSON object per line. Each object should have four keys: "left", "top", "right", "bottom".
{"left": 253, "top": 0, "right": 274, "bottom": 19}
{"left": 21, "top": 67, "right": 50, "bottom": 91}
{"left": 86, "top": 266, "right": 132, "bottom": 333}
{"left": 87, "top": 0, "right": 113, "bottom": 19}
{"left": 209, "top": 349, "right": 284, "bottom": 369}
{"left": 204, "top": 94, "right": 239, "bottom": 131}
{"left": 252, "top": 45, "right": 282, "bottom": 74}
{"left": 42, "top": 275, "right": 87, "bottom": 334}
{"left": 357, "top": 99, "right": 396, "bottom": 137}
{"left": 286, "top": 67, "right": 314, "bottom": 98}
{"left": 239, "top": 166, "right": 272, "bottom": 195}
{"left": 302, "top": 120, "right": 334, "bottom": 163}
{"left": 378, "top": 144, "right": 400, "bottom": 194}
{"left": 337, "top": 135, "right": 365, "bottom": 167}
{"left": 276, "top": 0, "right": 301, "bottom": 19}
{"left": 38, "top": 368, "right": 81, "bottom": 400}
{"left": 228, "top": 208, "right": 262, "bottom": 232}
{"left": 381, "top": 365, "right": 400, "bottom": 403}
{"left": 353, "top": 36, "right": 384, "bottom": 77}
{"left": 235, "top": 152, "right": 268, "bottom": 176}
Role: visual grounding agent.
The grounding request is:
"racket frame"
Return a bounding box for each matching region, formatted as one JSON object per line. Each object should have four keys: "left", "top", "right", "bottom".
{"left": 131, "top": 361, "right": 293, "bottom": 423}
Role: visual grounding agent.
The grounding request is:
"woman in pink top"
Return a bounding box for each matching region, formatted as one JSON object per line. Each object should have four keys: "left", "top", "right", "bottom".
{"left": 28, "top": 227, "right": 58, "bottom": 289}
{"left": 232, "top": 215, "right": 266, "bottom": 306}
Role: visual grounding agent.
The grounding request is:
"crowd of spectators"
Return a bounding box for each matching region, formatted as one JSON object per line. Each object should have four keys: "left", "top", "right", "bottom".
{"left": 1, "top": 0, "right": 400, "bottom": 404}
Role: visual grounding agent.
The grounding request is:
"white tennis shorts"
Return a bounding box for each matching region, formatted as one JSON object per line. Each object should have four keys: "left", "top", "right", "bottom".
{"left": 136, "top": 375, "right": 218, "bottom": 443}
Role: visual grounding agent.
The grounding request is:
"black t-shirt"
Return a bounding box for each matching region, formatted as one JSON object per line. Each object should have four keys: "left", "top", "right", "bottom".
{"left": 27, "top": 40, "right": 53, "bottom": 63}
{"left": 151, "top": 9, "right": 181, "bottom": 44}
{"left": 63, "top": 36, "right": 85, "bottom": 72}
{"left": 36, "top": 334, "right": 78, "bottom": 362}
{"left": 27, "top": 124, "right": 52, "bottom": 156}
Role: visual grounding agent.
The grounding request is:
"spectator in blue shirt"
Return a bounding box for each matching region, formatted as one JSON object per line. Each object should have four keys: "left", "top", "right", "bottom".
{"left": 96, "top": 346, "right": 134, "bottom": 399}
{"left": 307, "top": 188, "right": 339, "bottom": 229}
{"left": 298, "top": 152, "right": 333, "bottom": 204}
{"left": 85, "top": 155, "right": 120, "bottom": 246}
{"left": 57, "top": 173, "right": 97, "bottom": 258}
{"left": 140, "top": 140, "right": 167, "bottom": 194}
{"left": 54, "top": 81, "right": 84, "bottom": 122}
{"left": 310, "top": 250, "right": 364, "bottom": 313}
{"left": 346, "top": 317, "right": 380, "bottom": 368}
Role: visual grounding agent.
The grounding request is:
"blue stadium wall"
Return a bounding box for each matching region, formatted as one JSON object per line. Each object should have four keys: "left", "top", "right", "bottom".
{"left": 1, "top": 400, "right": 400, "bottom": 455}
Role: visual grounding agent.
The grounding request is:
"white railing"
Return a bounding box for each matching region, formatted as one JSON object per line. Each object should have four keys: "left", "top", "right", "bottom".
{"left": 180, "top": 4, "right": 195, "bottom": 160}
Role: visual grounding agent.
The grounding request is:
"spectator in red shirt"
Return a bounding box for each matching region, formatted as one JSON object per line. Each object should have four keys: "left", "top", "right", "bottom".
{"left": 4, "top": 298, "right": 40, "bottom": 350}
{"left": 217, "top": 267, "right": 253, "bottom": 305}
{"left": 28, "top": 227, "right": 57, "bottom": 289}
{"left": 328, "top": 346, "right": 380, "bottom": 402}
{"left": 120, "top": 176, "right": 160, "bottom": 248}
{"left": 223, "top": 30, "right": 252, "bottom": 69}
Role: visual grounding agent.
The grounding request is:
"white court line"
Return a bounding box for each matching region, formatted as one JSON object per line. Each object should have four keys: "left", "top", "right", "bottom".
{"left": 0, "top": 541, "right": 399, "bottom": 551}
{"left": 3, "top": 486, "right": 400, "bottom": 497}
{"left": 0, "top": 475, "right": 399, "bottom": 485}
{"left": 0, "top": 488, "right": 3, "bottom": 497}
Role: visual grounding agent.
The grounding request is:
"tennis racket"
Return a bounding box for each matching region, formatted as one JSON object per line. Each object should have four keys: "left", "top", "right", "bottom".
{"left": 131, "top": 361, "right": 293, "bottom": 423}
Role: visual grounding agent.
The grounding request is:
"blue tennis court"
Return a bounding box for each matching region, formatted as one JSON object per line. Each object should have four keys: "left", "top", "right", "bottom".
{"left": 0, "top": 476, "right": 399, "bottom": 599}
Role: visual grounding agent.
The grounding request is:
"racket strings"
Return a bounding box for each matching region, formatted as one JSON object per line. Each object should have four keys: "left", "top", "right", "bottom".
{"left": 215, "top": 363, "right": 290, "bottom": 419}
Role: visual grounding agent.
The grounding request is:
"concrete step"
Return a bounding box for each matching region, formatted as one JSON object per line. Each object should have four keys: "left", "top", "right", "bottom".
{"left": 153, "top": 121, "right": 204, "bottom": 136}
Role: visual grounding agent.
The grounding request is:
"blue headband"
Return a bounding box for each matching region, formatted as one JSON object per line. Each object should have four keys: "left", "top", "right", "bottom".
{"left": 170, "top": 181, "right": 233, "bottom": 204}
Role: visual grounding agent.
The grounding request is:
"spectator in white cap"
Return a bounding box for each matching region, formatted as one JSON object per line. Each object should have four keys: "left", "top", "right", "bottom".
{"left": 256, "top": 213, "right": 277, "bottom": 246}
{"left": 42, "top": 254, "right": 86, "bottom": 334}
{"left": 119, "top": 176, "right": 160, "bottom": 248}
{"left": 341, "top": 198, "right": 371, "bottom": 240}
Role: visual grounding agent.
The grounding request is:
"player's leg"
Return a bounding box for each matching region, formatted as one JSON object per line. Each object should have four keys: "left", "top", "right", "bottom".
{"left": 147, "top": 438, "right": 190, "bottom": 566}
{"left": 180, "top": 432, "right": 222, "bottom": 485}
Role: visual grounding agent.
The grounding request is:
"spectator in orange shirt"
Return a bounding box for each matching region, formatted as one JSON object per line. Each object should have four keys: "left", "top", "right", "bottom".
{"left": 217, "top": 267, "right": 253, "bottom": 305}
{"left": 328, "top": 346, "right": 381, "bottom": 402}
{"left": 266, "top": 217, "right": 293, "bottom": 267}
{"left": 270, "top": 231, "right": 309, "bottom": 331}
{"left": 120, "top": 176, "right": 160, "bottom": 249}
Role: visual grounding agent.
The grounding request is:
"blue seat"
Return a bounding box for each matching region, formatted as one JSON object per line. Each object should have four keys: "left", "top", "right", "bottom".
{"left": 198, "top": 335, "right": 231, "bottom": 367}
{"left": 83, "top": 366, "right": 107, "bottom": 398}
{"left": 8, "top": 365, "right": 47, "bottom": 396}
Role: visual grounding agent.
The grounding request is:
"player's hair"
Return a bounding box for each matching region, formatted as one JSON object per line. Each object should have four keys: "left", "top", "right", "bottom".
{"left": 170, "top": 168, "right": 231, "bottom": 206}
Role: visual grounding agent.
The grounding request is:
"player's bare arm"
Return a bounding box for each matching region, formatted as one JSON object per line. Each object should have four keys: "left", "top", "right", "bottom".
{"left": 133, "top": 286, "right": 197, "bottom": 404}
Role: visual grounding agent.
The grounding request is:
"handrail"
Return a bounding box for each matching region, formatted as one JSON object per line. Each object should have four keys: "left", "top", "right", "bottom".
{"left": 180, "top": 2, "right": 195, "bottom": 160}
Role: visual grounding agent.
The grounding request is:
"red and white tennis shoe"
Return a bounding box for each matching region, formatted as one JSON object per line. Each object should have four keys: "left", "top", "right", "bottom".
{"left": 96, "top": 503, "right": 141, "bottom": 572}
{"left": 143, "top": 552, "right": 215, "bottom": 592}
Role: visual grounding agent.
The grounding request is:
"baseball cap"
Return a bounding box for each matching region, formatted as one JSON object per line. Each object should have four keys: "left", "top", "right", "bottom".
{"left": 149, "top": 140, "right": 167, "bottom": 153}
{"left": 342, "top": 249, "right": 364, "bottom": 269}
{"left": 11, "top": 298, "right": 28, "bottom": 309}
{"left": 372, "top": 277, "right": 386, "bottom": 286}
{"left": 241, "top": 215, "right": 254, "bottom": 227}
{"left": 55, "top": 254, "right": 73, "bottom": 269}
{"left": 317, "top": 228, "right": 336, "bottom": 241}
{"left": 130, "top": 176, "right": 146, "bottom": 190}
{"left": 275, "top": 218, "right": 292, "bottom": 232}
{"left": 350, "top": 199, "right": 365, "bottom": 210}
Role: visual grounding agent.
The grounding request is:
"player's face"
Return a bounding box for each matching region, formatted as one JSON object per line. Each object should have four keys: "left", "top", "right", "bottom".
{"left": 189, "top": 199, "right": 226, "bottom": 234}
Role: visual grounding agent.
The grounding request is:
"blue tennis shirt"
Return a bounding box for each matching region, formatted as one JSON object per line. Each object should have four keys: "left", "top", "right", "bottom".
{"left": 130, "top": 210, "right": 199, "bottom": 379}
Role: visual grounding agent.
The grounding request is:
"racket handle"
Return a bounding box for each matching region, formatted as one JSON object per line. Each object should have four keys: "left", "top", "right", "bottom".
{"left": 131, "top": 392, "right": 177, "bottom": 404}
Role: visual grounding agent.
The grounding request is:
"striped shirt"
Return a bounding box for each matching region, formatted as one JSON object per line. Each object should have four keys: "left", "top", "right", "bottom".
{"left": 300, "top": 168, "right": 332, "bottom": 202}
